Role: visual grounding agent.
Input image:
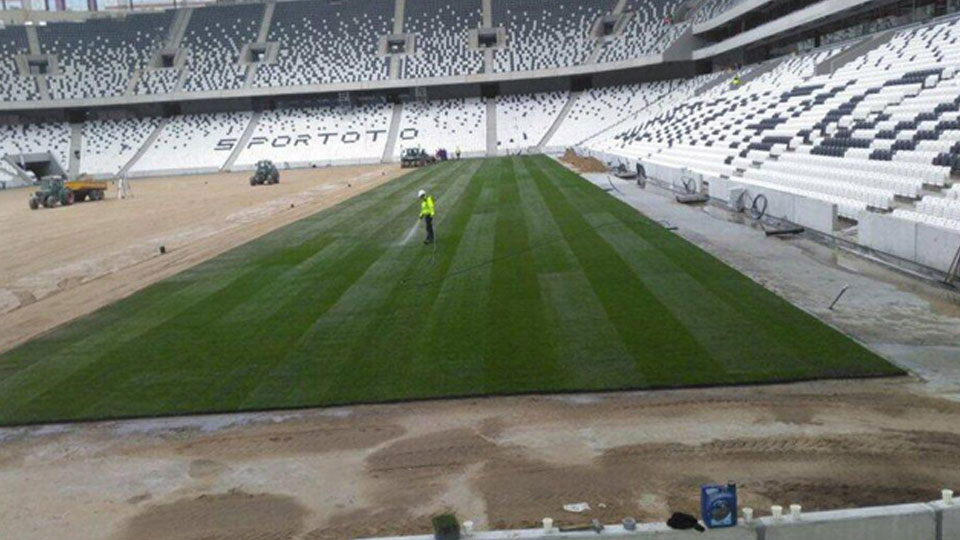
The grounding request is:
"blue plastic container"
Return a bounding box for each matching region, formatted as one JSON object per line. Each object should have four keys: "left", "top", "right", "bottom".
{"left": 701, "top": 483, "right": 737, "bottom": 528}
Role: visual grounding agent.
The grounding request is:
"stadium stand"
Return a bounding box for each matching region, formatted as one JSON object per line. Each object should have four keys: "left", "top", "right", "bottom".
{"left": 0, "top": 26, "right": 40, "bottom": 101}
{"left": 598, "top": 0, "right": 688, "bottom": 64}
{"left": 254, "top": 0, "right": 392, "bottom": 88}
{"left": 394, "top": 98, "right": 487, "bottom": 157}
{"left": 400, "top": 0, "right": 484, "bottom": 79}
{"left": 0, "top": 157, "right": 22, "bottom": 186}
{"left": 129, "top": 112, "right": 251, "bottom": 176}
{"left": 181, "top": 3, "right": 263, "bottom": 92}
{"left": 234, "top": 103, "right": 393, "bottom": 168}
{"left": 0, "top": 122, "right": 71, "bottom": 170}
{"left": 492, "top": 0, "right": 613, "bottom": 73}
{"left": 39, "top": 12, "right": 173, "bottom": 100}
{"left": 692, "top": 0, "right": 749, "bottom": 24}
{"left": 547, "top": 79, "right": 684, "bottom": 149}
{"left": 746, "top": 46, "right": 847, "bottom": 90}
{"left": 135, "top": 68, "right": 181, "bottom": 95}
{"left": 497, "top": 92, "right": 568, "bottom": 152}
{"left": 79, "top": 117, "right": 162, "bottom": 176}
{"left": 589, "top": 18, "right": 960, "bottom": 227}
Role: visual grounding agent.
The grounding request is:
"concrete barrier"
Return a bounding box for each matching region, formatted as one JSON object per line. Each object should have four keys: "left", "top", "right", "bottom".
{"left": 759, "top": 503, "right": 936, "bottom": 540}
{"left": 858, "top": 211, "right": 918, "bottom": 262}
{"left": 578, "top": 147, "right": 960, "bottom": 274}
{"left": 357, "top": 523, "right": 756, "bottom": 540}
{"left": 916, "top": 223, "right": 960, "bottom": 274}
{"left": 356, "top": 498, "right": 960, "bottom": 540}
{"left": 127, "top": 166, "right": 220, "bottom": 179}
{"left": 859, "top": 212, "right": 960, "bottom": 274}
{"left": 935, "top": 500, "right": 960, "bottom": 540}
{"left": 708, "top": 175, "right": 837, "bottom": 233}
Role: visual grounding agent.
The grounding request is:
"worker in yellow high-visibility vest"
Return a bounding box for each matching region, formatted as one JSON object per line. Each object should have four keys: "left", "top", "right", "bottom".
{"left": 418, "top": 189, "right": 435, "bottom": 244}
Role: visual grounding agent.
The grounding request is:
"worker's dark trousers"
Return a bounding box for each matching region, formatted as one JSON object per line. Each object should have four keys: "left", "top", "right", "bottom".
{"left": 424, "top": 215, "right": 434, "bottom": 243}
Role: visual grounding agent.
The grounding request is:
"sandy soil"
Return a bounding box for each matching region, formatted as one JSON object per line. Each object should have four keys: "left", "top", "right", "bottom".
{"left": 1, "top": 380, "right": 959, "bottom": 540}
{"left": 0, "top": 165, "right": 405, "bottom": 354}
{"left": 560, "top": 149, "right": 608, "bottom": 173}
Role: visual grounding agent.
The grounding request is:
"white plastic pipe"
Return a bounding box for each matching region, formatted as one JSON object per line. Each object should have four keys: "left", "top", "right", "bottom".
{"left": 771, "top": 505, "right": 783, "bottom": 520}
{"left": 945, "top": 489, "right": 955, "bottom": 505}
{"left": 543, "top": 518, "right": 554, "bottom": 532}
{"left": 790, "top": 504, "right": 802, "bottom": 519}
{"left": 742, "top": 508, "right": 754, "bottom": 523}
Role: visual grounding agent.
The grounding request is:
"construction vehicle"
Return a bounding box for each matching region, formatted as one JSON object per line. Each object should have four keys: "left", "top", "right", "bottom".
{"left": 401, "top": 147, "right": 435, "bottom": 168}
{"left": 250, "top": 160, "right": 280, "bottom": 185}
{"left": 29, "top": 174, "right": 107, "bottom": 210}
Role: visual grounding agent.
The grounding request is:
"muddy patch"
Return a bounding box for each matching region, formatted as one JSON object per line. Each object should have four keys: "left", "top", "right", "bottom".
{"left": 306, "top": 508, "right": 424, "bottom": 540}
{"left": 118, "top": 489, "right": 308, "bottom": 540}
{"left": 473, "top": 430, "right": 960, "bottom": 530}
{"left": 366, "top": 428, "right": 499, "bottom": 475}
{"left": 187, "top": 459, "right": 229, "bottom": 480}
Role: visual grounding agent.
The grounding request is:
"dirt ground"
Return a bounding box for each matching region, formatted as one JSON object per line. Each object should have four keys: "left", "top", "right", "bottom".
{"left": 0, "top": 165, "right": 405, "bottom": 354}
{"left": 1, "top": 160, "right": 960, "bottom": 539}
{"left": 1, "top": 380, "right": 960, "bottom": 540}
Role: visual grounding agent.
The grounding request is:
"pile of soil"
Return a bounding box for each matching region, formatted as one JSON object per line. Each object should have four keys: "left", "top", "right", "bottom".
{"left": 561, "top": 149, "right": 608, "bottom": 173}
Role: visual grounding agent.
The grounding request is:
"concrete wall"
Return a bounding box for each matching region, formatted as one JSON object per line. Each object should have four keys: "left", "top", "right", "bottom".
{"left": 357, "top": 500, "right": 959, "bottom": 540}
{"left": 708, "top": 175, "right": 838, "bottom": 233}
{"left": 859, "top": 212, "right": 960, "bottom": 274}
{"left": 760, "top": 504, "right": 936, "bottom": 540}
{"left": 583, "top": 147, "right": 960, "bottom": 275}
{"left": 693, "top": 0, "right": 776, "bottom": 34}
{"left": 936, "top": 501, "right": 960, "bottom": 540}
{"left": 609, "top": 155, "right": 838, "bottom": 234}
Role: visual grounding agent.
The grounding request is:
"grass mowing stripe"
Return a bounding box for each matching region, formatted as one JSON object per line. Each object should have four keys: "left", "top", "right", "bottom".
{"left": 348, "top": 160, "right": 490, "bottom": 398}
{"left": 181, "top": 161, "right": 477, "bottom": 408}
{"left": 482, "top": 158, "right": 563, "bottom": 393}
{"left": 586, "top": 214, "right": 799, "bottom": 380}
{"left": 237, "top": 161, "right": 481, "bottom": 407}
{"left": 525, "top": 155, "right": 722, "bottom": 386}
{"left": 75, "top": 165, "right": 461, "bottom": 419}
{"left": 6, "top": 163, "right": 464, "bottom": 422}
{"left": 390, "top": 161, "right": 497, "bottom": 397}
{"left": 0, "top": 265, "right": 263, "bottom": 423}
{"left": 538, "top": 156, "right": 899, "bottom": 379}
{"left": 262, "top": 160, "right": 486, "bottom": 406}
{"left": 512, "top": 158, "right": 639, "bottom": 385}
{"left": 511, "top": 157, "right": 578, "bottom": 275}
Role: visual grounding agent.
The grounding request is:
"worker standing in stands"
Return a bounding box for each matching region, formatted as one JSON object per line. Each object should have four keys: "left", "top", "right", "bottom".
{"left": 732, "top": 74, "right": 742, "bottom": 88}
{"left": 418, "top": 189, "right": 435, "bottom": 245}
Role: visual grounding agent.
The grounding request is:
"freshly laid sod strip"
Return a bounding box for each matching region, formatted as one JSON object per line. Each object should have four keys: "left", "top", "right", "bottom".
{"left": 0, "top": 156, "right": 901, "bottom": 424}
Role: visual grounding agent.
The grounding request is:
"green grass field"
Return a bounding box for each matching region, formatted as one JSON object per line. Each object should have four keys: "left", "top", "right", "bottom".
{"left": 0, "top": 156, "right": 901, "bottom": 425}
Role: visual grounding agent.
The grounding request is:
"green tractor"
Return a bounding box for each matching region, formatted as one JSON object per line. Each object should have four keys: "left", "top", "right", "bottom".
{"left": 250, "top": 160, "right": 280, "bottom": 186}
{"left": 28, "top": 175, "right": 107, "bottom": 210}
{"left": 29, "top": 176, "right": 75, "bottom": 210}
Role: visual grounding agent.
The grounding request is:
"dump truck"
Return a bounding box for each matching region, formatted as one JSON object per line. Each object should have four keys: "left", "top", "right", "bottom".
{"left": 29, "top": 175, "right": 107, "bottom": 210}
{"left": 250, "top": 160, "right": 280, "bottom": 185}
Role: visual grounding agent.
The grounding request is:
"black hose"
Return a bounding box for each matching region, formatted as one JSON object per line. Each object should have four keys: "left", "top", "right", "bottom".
{"left": 606, "top": 175, "right": 625, "bottom": 196}
{"left": 750, "top": 193, "right": 768, "bottom": 220}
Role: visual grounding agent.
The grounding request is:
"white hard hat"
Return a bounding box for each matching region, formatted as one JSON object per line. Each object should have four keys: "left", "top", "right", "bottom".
{"left": 417, "top": 189, "right": 426, "bottom": 198}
